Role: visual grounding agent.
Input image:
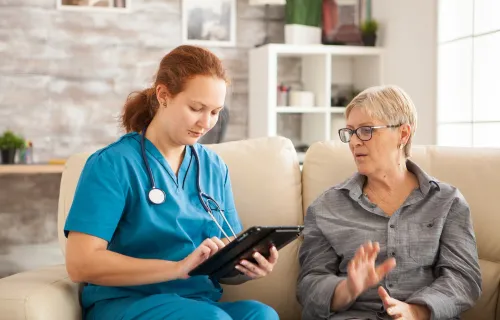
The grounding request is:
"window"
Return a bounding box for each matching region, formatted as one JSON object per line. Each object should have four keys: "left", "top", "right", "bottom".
{"left": 437, "top": 0, "right": 500, "bottom": 147}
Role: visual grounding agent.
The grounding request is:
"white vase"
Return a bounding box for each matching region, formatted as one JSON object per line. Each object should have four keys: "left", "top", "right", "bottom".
{"left": 284, "top": 24, "right": 322, "bottom": 45}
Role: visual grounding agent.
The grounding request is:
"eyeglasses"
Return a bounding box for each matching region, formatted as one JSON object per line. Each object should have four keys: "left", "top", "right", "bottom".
{"left": 338, "top": 124, "right": 401, "bottom": 143}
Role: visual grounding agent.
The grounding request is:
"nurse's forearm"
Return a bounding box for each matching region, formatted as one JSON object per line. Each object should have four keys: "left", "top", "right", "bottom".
{"left": 68, "top": 249, "right": 181, "bottom": 286}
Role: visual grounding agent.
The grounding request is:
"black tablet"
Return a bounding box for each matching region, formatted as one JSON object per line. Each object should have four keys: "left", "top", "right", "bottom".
{"left": 188, "top": 225, "right": 304, "bottom": 280}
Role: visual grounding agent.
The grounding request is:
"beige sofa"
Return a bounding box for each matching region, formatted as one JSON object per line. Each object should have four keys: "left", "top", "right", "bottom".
{"left": 0, "top": 137, "right": 498, "bottom": 320}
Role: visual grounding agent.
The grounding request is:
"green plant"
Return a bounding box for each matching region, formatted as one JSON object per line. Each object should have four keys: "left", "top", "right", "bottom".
{"left": 0, "top": 130, "right": 26, "bottom": 150}
{"left": 285, "top": 0, "right": 323, "bottom": 27}
{"left": 360, "top": 19, "right": 379, "bottom": 35}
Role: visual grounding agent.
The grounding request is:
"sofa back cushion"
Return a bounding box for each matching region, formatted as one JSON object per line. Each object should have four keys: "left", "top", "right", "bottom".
{"left": 57, "top": 136, "right": 304, "bottom": 320}
{"left": 301, "top": 141, "right": 500, "bottom": 320}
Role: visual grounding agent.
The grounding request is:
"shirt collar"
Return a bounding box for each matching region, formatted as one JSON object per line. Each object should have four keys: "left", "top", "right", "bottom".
{"left": 334, "top": 159, "right": 440, "bottom": 199}
{"left": 406, "top": 159, "right": 441, "bottom": 194}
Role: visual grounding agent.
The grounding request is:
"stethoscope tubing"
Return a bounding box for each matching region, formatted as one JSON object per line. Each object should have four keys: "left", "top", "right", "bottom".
{"left": 141, "top": 126, "right": 237, "bottom": 239}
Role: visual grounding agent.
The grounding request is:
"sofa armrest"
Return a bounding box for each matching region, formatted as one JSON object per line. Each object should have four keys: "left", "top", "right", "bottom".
{"left": 0, "top": 264, "right": 82, "bottom": 320}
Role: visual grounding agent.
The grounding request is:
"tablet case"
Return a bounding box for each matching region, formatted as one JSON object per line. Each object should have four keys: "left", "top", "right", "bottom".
{"left": 189, "top": 225, "right": 304, "bottom": 280}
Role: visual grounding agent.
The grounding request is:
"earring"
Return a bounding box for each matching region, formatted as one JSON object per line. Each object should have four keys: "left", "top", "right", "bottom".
{"left": 162, "top": 101, "right": 167, "bottom": 107}
{"left": 400, "top": 143, "right": 405, "bottom": 150}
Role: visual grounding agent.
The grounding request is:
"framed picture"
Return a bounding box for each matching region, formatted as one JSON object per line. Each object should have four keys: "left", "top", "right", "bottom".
{"left": 322, "top": 0, "right": 362, "bottom": 45}
{"left": 337, "top": 0, "right": 360, "bottom": 26}
{"left": 182, "top": 0, "right": 237, "bottom": 47}
{"left": 57, "top": 0, "right": 131, "bottom": 13}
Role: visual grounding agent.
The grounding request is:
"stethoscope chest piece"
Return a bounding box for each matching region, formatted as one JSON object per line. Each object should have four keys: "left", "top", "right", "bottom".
{"left": 148, "top": 188, "right": 166, "bottom": 204}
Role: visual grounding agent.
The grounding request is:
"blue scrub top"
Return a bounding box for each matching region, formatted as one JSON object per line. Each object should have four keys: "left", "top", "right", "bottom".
{"left": 64, "top": 132, "right": 243, "bottom": 310}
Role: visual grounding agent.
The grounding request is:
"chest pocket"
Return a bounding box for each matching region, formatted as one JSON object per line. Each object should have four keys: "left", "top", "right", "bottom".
{"left": 408, "top": 216, "right": 446, "bottom": 265}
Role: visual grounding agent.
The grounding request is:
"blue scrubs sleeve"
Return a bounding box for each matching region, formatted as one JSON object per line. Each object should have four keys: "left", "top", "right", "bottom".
{"left": 223, "top": 165, "right": 243, "bottom": 236}
{"left": 64, "top": 154, "right": 126, "bottom": 242}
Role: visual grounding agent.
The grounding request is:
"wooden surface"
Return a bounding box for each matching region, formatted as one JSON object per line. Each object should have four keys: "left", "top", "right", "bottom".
{"left": 0, "top": 164, "right": 65, "bottom": 174}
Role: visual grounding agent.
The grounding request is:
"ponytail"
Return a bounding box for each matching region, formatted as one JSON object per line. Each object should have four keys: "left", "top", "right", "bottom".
{"left": 120, "top": 45, "right": 229, "bottom": 133}
{"left": 120, "top": 87, "right": 158, "bottom": 133}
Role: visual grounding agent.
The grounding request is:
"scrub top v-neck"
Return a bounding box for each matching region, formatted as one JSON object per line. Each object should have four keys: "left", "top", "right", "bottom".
{"left": 64, "top": 132, "right": 243, "bottom": 310}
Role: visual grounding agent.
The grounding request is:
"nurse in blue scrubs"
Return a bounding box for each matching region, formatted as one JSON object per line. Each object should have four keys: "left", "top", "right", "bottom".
{"left": 63, "top": 45, "right": 280, "bottom": 320}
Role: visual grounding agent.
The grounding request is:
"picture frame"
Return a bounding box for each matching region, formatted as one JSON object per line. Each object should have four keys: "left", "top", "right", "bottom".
{"left": 181, "top": 0, "right": 237, "bottom": 47}
{"left": 322, "top": 0, "right": 362, "bottom": 45}
{"left": 337, "top": 0, "right": 360, "bottom": 27}
{"left": 56, "top": 0, "right": 131, "bottom": 13}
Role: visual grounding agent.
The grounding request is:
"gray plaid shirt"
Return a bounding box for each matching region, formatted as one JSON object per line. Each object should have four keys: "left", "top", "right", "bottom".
{"left": 297, "top": 160, "right": 482, "bottom": 320}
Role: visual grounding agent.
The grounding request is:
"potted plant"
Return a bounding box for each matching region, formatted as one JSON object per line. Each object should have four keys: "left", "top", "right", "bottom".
{"left": 0, "top": 130, "right": 26, "bottom": 164}
{"left": 285, "top": 0, "right": 323, "bottom": 45}
{"left": 360, "top": 19, "right": 378, "bottom": 46}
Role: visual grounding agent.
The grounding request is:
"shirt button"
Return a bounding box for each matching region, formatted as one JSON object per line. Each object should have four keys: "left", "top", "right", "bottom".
{"left": 390, "top": 224, "right": 395, "bottom": 228}
{"left": 388, "top": 284, "right": 394, "bottom": 288}
{"left": 390, "top": 251, "right": 396, "bottom": 257}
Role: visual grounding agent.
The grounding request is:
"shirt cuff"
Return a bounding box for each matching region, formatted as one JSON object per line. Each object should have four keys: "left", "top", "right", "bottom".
{"left": 406, "top": 287, "right": 455, "bottom": 320}
{"left": 316, "top": 275, "right": 351, "bottom": 317}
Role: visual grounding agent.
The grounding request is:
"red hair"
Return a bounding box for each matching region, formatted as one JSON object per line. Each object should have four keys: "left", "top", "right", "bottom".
{"left": 120, "top": 45, "right": 230, "bottom": 133}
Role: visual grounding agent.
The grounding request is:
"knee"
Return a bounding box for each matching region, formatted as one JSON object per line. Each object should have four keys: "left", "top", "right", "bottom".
{"left": 240, "top": 300, "right": 279, "bottom": 320}
{"left": 198, "top": 307, "right": 232, "bottom": 320}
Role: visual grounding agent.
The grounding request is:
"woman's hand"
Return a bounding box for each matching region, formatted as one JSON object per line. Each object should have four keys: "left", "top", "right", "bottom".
{"left": 346, "top": 241, "right": 396, "bottom": 299}
{"left": 177, "top": 237, "right": 226, "bottom": 279}
{"left": 378, "top": 286, "right": 431, "bottom": 320}
{"left": 234, "top": 246, "right": 279, "bottom": 279}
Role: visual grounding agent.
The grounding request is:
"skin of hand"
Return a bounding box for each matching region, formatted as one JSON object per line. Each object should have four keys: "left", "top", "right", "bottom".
{"left": 378, "top": 286, "right": 431, "bottom": 320}
{"left": 346, "top": 241, "right": 397, "bottom": 299}
{"left": 235, "top": 246, "right": 279, "bottom": 279}
{"left": 177, "top": 237, "right": 226, "bottom": 279}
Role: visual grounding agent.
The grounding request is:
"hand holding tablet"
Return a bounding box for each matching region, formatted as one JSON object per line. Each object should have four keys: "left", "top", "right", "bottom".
{"left": 188, "top": 225, "right": 304, "bottom": 280}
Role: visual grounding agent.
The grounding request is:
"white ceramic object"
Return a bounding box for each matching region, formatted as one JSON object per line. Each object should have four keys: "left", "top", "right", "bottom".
{"left": 285, "top": 24, "right": 322, "bottom": 45}
{"left": 289, "top": 91, "right": 315, "bottom": 107}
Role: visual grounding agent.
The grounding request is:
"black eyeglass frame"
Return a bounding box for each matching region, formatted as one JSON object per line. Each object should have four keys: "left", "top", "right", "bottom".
{"left": 338, "top": 124, "right": 402, "bottom": 143}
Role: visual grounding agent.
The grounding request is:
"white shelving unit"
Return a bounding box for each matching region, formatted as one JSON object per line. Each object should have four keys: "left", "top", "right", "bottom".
{"left": 248, "top": 44, "right": 384, "bottom": 151}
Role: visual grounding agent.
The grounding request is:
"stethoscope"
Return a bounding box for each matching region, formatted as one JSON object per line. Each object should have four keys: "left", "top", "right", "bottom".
{"left": 141, "top": 126, "right": 237, "bottom": 239}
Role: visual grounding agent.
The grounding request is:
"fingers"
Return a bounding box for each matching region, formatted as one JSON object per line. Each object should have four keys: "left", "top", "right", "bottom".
{"left": 386, "top": 304, "right": 403, "bottom": 318}
{"left": 252, "top": 250, "right": 276, "bottom": 273}
{"left": 378, "top": 286, "right": 399, "bottom": 309}
{"left": 235, "top": 263, "right": 259, "bottom": 278}
{"left": 198, "top": 245, "right": 212, "bottom": 259}
{"left": 377, "top": 285, "right": 391, "bottom": 301}
{"left": 268, "top": 246, "right": 279, "bottom": 265}
{"left": 201, "top": 238, "right": 219, "bottom": 257}
{"left": 210, "top": 237, "right": 226, "bottom": 250}
{"left": 367, "top": 241, "right": 380, "bottom": 261}
{"left": 236, "top": 260, "right": 267, "bottom": 278}
{"left": 375, "top": 257, "right": 397, "bottom": 279}
{"left": 355, "top": 241, "right": 380, "bottom": 263}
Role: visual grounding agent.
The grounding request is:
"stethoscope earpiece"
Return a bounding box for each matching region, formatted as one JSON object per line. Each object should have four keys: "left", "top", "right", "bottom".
{"left": 148, "top": 188, "right": 166, "bottom": 205}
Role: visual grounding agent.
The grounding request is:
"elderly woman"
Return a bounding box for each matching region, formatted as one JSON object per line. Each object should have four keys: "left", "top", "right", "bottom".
{"left": 297, "top": 85, "right": 482, "bottom": 320}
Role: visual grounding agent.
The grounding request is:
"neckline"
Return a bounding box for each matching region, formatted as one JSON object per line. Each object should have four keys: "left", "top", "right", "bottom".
{"left": 131, "top": 132, "right": 194, "bottom": 188}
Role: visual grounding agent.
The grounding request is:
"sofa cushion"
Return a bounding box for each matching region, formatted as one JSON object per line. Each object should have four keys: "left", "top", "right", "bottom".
{"left": 207, "top": 137, "right": 304, "bottom": 320}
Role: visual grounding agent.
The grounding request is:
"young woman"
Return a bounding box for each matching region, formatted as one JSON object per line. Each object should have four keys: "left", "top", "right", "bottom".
{"left": 64, "top": 45, "right": 280, "bottom": 320}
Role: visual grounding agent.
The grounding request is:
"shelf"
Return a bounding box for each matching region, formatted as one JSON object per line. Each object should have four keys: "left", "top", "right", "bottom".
{"left": 276, "top": 106, "right": 329, "bottom": 113}
{"left": 330, "top": 107, "right": 346, "bottom": 114}
{"left": 248, "top": 43, "right": 383, "bottom": 146}
{"left": 257, "top": 43, "right": 384, "bottom": 57}
{"left": 275, "top": 106, "right": 346, "bottom": 114}
{"left": 0, "top": 164, "right": 65, "bottom": 174}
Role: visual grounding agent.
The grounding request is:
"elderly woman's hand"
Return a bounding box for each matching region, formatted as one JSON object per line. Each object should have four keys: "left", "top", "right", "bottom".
{"left": 378, "top": 286, "right": 430, "bottom": 320}
{"left": 235, "top": 246, "right": 279, "bottom": 279}
{"left": 346, "top": 241, "right": 396, "bottom": 298}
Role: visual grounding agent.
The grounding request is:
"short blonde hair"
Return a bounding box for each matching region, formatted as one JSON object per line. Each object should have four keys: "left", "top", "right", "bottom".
{"left": 345, "top": 85, "right": 417, "bottom": 158}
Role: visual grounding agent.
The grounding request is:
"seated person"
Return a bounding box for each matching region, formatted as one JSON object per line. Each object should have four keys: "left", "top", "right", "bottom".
{"left": 64, "top": 45, "right": 280, "bottom": 320}
{"left": 297, "top": 85, "right": 482, "bottom": 320}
